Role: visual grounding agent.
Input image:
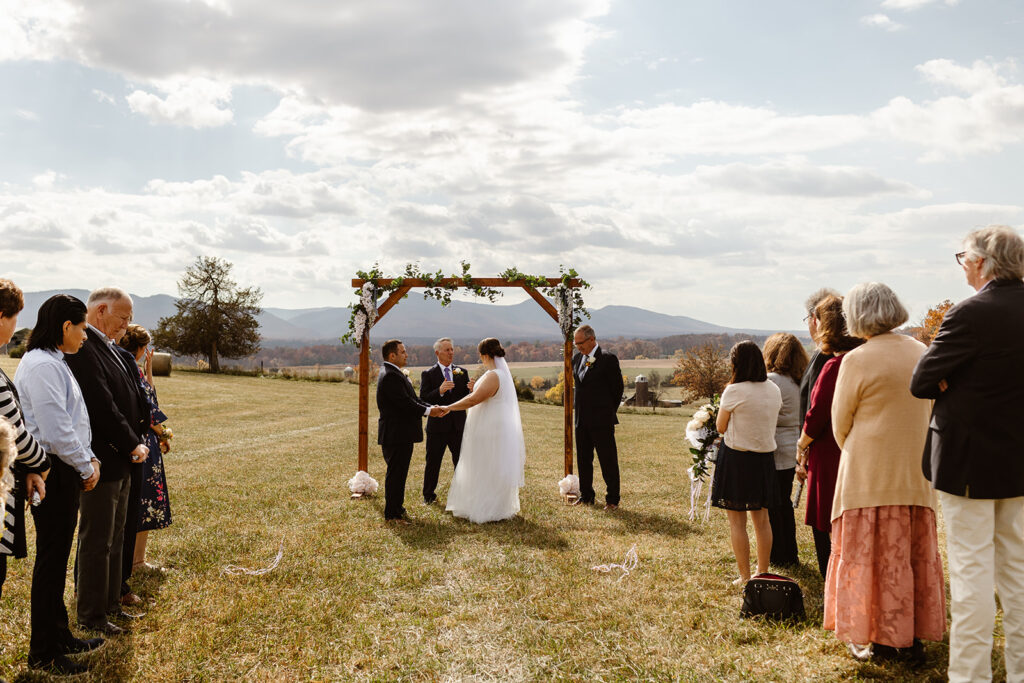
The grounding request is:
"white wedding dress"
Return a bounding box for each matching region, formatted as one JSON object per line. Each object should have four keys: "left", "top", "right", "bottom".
{"left": 446, "top": 357, "right": 526, "bottom": 523}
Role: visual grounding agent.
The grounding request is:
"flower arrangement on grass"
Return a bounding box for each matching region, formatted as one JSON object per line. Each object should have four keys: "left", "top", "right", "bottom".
{"left": 684, "top": 395, "right": 721, "bottom": 522}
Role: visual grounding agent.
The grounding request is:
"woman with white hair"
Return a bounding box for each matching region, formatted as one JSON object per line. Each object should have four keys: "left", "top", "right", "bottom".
{"left": 824, "top": 282, "right": 945, "bottom": 663}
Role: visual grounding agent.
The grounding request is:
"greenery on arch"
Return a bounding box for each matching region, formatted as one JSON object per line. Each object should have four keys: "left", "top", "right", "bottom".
{"left": 341, "top": 263, "right": 591, "bottom": 344}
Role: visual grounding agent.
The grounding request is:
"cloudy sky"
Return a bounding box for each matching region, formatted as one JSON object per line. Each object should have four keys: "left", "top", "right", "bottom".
{"left": 2, "top": 0, "right": 1022, "bottom": 329}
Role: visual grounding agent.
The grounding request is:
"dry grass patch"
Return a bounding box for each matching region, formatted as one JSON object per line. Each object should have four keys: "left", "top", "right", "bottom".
{"left": 0, "top": 360, "right": 991, "bottom": 680}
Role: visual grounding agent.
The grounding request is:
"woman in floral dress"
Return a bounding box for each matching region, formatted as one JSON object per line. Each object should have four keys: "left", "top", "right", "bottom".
{"left": 119, "top": 325, "right": 172, "bottom": 570}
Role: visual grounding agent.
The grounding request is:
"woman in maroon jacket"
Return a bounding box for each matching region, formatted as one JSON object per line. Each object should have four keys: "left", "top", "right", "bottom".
{"left": 796, "top": 295, "right": 863, "bottom": 578}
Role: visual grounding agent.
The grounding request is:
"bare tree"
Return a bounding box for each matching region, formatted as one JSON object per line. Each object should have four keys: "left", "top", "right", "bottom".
{"left": 671, "top": 342, "right": 730, "bottom": 401}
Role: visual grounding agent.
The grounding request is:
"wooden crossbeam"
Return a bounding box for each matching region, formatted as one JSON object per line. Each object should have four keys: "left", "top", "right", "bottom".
{"left": 352, "top": 278, "right": 581, "bottom": 288}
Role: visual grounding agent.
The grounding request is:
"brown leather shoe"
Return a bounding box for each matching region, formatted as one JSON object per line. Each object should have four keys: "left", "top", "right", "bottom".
{"left": 120, "top": 592, "right": 143, "bottom": 607}
{"left": 385, "top": 518, "right": 411, "bottom": 526}
{"left": 603, "top": 503, "right": 619, "bottom": 511}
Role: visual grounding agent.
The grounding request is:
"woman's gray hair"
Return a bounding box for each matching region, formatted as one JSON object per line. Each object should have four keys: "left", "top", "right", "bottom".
{"left": 842, "top": 282, "right": 908, "bottom": 338}
{"left": 964, "top": 225, "right": 1024, "bottom": 281}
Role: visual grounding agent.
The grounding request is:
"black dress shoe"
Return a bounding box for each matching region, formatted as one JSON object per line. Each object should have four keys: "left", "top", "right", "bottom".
{"left": 28, "top": 653, "right": 89, "bottom": 675}
{"left": 79, "top": 620, "right": 127, "bottom": 636}
{"left": 572, "top": 498, "right": 594, "bottom": 506}
{"left": 63, "top": 637, "right": 105, "bottom": 655}
{"left": 423, "top": 496, "right": 437, "bottom": 505}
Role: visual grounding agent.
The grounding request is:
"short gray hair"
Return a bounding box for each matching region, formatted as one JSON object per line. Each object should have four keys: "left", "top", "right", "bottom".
{"left": 87, "top": 287, "right": 131, "bottom": 308}
{"left": 432, "top": 337, "right": 452, "bottom": 352}
{"left": 575, "top": 324, "right": 595, "bottom": 340}
{"left": 805, "top": 287, "right": 840, "bottom": 316}
{"left": 842, "top": 282, "right": 908, "bottom": 338}
{"left": 964, "top": 225, "right": 1024, "bottom": 281}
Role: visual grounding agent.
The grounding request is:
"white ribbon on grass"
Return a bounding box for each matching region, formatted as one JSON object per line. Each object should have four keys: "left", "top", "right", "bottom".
{"left": 223, "top": 538, "right": 284, "bottom": 576}
{"left": 591, "top": 544, "right": 639, "bottom": 582}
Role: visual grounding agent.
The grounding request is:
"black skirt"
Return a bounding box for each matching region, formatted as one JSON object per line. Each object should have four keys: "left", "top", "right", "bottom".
{"left": 711, "top": 443, "right": 780, "bottom": 511}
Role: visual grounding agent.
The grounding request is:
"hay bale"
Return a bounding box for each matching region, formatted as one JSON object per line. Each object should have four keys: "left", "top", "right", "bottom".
{"left": 152, "top": 352, "right": 172, "bottom": 377}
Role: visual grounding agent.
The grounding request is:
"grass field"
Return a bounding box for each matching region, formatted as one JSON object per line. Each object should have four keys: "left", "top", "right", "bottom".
{"left": 0, "top": 359, "right": 994, "bottom": 681}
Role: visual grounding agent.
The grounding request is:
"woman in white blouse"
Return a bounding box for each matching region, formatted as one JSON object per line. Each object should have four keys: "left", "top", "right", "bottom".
{"left": 711, "top": 341, "right": 782, "bottom": 584}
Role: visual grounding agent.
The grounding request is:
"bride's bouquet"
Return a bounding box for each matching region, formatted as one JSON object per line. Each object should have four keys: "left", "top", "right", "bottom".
{"left": 684, "top": 395, "right": 720, "bottom": 522}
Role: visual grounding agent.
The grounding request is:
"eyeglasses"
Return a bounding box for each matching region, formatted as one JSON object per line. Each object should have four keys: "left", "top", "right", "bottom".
{"left": 955, "top": 251, "right": 966, "bottom": 266}
{"left": 802, "top": 314, "right": 813, "bottom": 323}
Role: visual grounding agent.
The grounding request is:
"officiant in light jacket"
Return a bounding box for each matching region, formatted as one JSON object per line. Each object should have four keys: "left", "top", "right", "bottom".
{"left": 572, "top": 325, "right": 624, "bottom": 510}
{"left": 419, "top": 338, "right": 474, "bottom": 505}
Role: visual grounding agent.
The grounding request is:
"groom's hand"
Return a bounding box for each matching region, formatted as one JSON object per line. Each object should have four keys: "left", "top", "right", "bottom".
{"left": 429, "top": 405, "right": 447, "bottom": 417}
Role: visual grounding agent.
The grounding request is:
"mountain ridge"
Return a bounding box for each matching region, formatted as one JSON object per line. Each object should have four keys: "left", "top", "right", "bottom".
{"left": 17, "top": 291, "right": 798, "bottom": 344}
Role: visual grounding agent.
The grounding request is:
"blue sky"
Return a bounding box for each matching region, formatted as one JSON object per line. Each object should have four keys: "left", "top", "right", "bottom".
{"left": 1, "top": 0, "right": 1022, "bottom": 329}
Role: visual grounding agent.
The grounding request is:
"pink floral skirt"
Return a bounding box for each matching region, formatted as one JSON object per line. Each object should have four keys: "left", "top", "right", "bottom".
{"left": 824, "top": 505, "right": 946, "bottom": 647}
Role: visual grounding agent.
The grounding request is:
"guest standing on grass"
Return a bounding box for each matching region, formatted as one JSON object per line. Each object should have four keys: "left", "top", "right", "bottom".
{"left": 118, "top": 325, "right": 172, "bottom": 577}
{"left": 911, "top": 225, "right": 1024, "bottom": 683}
{"left": 796, "top": 294, "right": 862, "bottom": 579}
{"left": 16, "top": 295, "right": 104, "bottom": 676}
{"left": 0, "top": 279, "right": 50, "bottom": 600}
{"left": 825, "top": 283, "right": 945, "bottom": 663}
{"left": 711, "top": 341, "right": 782, "bottom": 584}
{"left": 798, "top": 288, "right": 840, "bottom": 424}
{"left": 63, "top": 287, "right": 149, "bottom": 636}
{"left": 763, "top": 333, "right": 808, "bottom": 568}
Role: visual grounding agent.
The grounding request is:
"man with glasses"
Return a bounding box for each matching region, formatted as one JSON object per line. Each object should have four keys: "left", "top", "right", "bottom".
{"left": 64, "top": 288, "right": 149, "bottom": 636}
{"left": 571, "top": 325, "right": 624, "bottom": 510}
{"left": 798, "top": 288, "right": 839, "bottom": 424}
{"left": 911, "top": 226, "right": 1024, "bottom": 682}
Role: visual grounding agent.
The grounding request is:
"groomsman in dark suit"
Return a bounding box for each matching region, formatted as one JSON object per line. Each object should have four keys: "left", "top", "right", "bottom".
{"left": 572, "top": 325, "right": 625, "bottom": 509}
{"left": 419, "top": 338, "right": 474, "bottom": 504}
{"left": 64, "top": 288, "right": 149, "bottom": 635}
{"left": 376, "top": 339, "right": 444, "bottom": 524}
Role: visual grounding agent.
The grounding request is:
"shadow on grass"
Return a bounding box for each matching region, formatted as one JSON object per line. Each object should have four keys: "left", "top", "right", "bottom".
{"left": 385, "top": 512, "right": 570, "bottom": 551}
{"left": 608, "top": 508, "right": 695, "bottom": 539}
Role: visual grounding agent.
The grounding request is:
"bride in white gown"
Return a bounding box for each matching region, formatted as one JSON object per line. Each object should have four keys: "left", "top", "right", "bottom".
{"left": 442, "top": 338, "right": 526, "bottom": 523}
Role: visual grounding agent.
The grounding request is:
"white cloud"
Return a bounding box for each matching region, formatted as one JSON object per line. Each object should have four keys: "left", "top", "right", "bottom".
{"left": 916, "top": 58, "right": 1009, "bottom": 93}
{"left": 126, "top": 77, "right": 233, "bottom": 128}
{"left": 15, "top": 108, "right": 39, "bottom": 121}
{"left": 860, "top": 14, "right": 904, "bottom": 31}
{"left": 92, "top": 89, "right": 115, "bottom": 105}
{"left": 881, "top": 0, "right": 959, "bottom": 11}
{"left": 7, "top": 0, "right": 610, "bottom": 112}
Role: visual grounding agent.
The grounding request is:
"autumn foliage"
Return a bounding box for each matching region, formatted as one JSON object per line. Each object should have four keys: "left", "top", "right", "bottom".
{"left": 670, "top": 342, "right": 731, "bottom": 401}
{"left": 911, "top": 300, "right": 954, "bottom": 345}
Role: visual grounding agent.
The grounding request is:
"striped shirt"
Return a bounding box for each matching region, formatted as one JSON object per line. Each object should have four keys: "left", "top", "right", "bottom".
{"left": 1, "top": 366, "right": 50, "bottom": 556}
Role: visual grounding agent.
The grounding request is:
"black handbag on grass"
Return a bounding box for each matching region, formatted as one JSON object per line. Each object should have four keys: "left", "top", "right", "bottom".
{"left": 740, "top": 573, "right": 805, "bottom": 621}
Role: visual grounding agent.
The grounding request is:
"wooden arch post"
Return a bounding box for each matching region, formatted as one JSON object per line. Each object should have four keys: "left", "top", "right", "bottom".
{"left": 353, "top": 277, "right": 581, "bottom": 480}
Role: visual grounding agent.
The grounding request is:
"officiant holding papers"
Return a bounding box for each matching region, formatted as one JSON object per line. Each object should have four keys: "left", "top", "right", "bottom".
{"left": 419, "top": 338, "right": 474, "bottom": 505}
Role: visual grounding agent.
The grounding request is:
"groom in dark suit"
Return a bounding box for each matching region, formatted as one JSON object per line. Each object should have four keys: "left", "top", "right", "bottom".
{"left": 376, "top": 339, "right": 444, "bottom": 524}
{"left": 572, "top": 325, "right": 624, "bottom": 509}
{"left": 419, "top": 337, "right": 473, "bottom": 504}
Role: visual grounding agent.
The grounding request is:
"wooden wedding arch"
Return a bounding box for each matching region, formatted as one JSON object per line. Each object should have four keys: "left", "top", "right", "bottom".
{"left": 352, "top": 276, "right": 582, "bottom": 478}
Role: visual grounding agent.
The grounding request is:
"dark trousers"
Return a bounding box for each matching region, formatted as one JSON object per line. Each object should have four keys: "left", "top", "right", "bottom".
{"left": 76, "top": 473, "right": 131, "bottom": 627}
{"left": 768, "top": 468, "right": 799, "bottom": 567}
{"left": 382, "top": 442, "right": 414, "bottom": 520}
{"left": 120, "top": 462, "right": 143, "bottom": 594}
{"left": 812, "top": 527, "right": 831, "bottom": 579}
{"left": 422, "top": 430, "right": 462, "bottom": 502}
{"left": 576, "top": 422, "right": 620, "bottom": 505}
{"left": 0, "top": 553, "right": 6, "bottom": 600}
{"left": 29, "top": 458, "right": 81, "bottom": 658}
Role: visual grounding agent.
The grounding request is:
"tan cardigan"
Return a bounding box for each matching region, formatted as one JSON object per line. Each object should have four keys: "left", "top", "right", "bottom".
{"left": 830, "top": 332, "right": 937, "bottom": 521}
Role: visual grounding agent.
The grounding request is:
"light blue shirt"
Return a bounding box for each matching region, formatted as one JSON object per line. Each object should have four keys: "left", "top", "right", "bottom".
{"left": 14, "top": 348, "right": 96, "bottom": 478}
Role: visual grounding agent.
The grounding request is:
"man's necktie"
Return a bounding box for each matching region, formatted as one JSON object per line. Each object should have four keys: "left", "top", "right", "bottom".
{"left": 444, "top": 367, "right": 452, "bottom": 382}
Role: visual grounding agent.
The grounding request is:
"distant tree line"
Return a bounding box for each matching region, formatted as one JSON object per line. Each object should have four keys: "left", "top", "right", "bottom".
{"left": 244, "top": 332, "right": 769, "bottom": 370}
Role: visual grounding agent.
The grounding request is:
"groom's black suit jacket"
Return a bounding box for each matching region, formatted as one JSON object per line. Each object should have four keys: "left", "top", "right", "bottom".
{"left": 64, "top": 326, "right": 148, "bottom": 483}
{"left": 572, "top": 347, "right": 624, "bottom": 428}
{"left": 376, "top": 363, "right": 431, "bottom": 446}
{"left": 419, "top": 364, "right": 470, "bottom": 433}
